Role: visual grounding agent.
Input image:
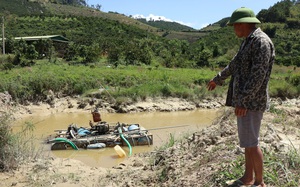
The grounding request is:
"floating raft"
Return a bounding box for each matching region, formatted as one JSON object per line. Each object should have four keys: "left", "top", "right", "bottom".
{"left": 48, "top": 123, "right": 153, "bottom": 150}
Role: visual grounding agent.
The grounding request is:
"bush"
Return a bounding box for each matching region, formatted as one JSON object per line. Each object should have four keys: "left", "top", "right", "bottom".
{"left": 0, "top": 113, "right": 39, "bottom": 171}
{"left": 289, "top": 73, "right": 300, "bottom": 86}
{"left": 269, "top": 80, "right": 298, "bottom": 98}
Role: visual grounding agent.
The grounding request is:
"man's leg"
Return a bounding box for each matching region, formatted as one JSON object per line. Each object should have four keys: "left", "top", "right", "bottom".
{"left": 248, "top": 146, "right": 265, "bottom": 187}
{"left": 240, "top": 147, "right": 254, "bottom": 185}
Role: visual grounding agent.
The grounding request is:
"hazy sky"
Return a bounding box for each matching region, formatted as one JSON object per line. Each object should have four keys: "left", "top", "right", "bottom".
{"left": 87, "top": 0, "right": 281, "bottom": 29}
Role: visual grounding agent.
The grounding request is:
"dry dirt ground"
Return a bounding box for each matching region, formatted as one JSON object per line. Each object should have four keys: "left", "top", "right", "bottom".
{"left": 0, "top": 96, "right": 299, "bottom": 187}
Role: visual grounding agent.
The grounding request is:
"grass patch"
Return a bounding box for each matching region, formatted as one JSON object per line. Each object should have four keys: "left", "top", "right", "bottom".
{"left": 2, "top": 62, "right": 299, "bottom": 106}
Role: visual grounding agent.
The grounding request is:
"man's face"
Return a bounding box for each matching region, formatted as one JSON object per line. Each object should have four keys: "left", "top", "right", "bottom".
{"left": 233, "top": 23, "right": 244, "bottom": 38}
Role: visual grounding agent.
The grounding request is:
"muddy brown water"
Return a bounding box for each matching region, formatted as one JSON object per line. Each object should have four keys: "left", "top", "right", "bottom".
{"left": 15, "top": 109, "right": 218, "bottom": 168}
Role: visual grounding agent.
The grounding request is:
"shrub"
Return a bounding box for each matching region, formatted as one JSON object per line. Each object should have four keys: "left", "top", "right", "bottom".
{"left": 0, "top": 113, "right": 39, "bottom": 171}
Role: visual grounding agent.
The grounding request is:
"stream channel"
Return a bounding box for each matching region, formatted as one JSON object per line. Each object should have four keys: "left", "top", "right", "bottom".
{"left": 16, "top": 109, "right": 218, "bottom": 168}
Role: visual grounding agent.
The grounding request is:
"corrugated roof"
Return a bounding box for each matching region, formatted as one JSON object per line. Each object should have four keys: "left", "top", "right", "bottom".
{"left": 14, "top": 35, "right": 69, "bottom": 43}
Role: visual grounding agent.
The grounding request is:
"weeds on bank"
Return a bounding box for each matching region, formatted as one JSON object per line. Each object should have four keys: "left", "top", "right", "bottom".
{"left": 157, "top": 133, "right": 176, "bottom": 151}
{"left": 147, "top": 133, "right": 176, "bottom": 183}
{"left": 211, "top": 144, "right": 300, "bottom": 187}
{"left": 0, "top": 113, "right": 39, "bottom": 171}
{"left": 264, "top": 145, "right": 300, "bottom": 187}
{"left": 269, "top": 104, "right": 287, "bottom": 124}
{"left": 147, "top": 133, "right": 176, "bottom": 165}
{"left": 269, "top": 103, "right": 300, "bottom": 129}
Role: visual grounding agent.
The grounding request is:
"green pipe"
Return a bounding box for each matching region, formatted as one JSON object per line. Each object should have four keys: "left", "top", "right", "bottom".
{"left": 54, "top": 137, "right": 79, "bottom": 150}
{"left": 118, "top": 127, "right": 132, "bottom": 156}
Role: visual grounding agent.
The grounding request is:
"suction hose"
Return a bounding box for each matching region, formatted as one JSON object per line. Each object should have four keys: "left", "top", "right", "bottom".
{"left": 118, "top": 127, "right": 132, "bottom": 156}
{"left": 54, "top": 137, "right": 79, "bottom": 150}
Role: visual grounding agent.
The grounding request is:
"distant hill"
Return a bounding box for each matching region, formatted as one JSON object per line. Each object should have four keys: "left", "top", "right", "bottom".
{"left": 0, "top": 0, "right": 47, "bottom": 15}
{"left": 133, "top": 16, "right": 231, "bottom": 33}
{"left": 135, "top": 18, "right": 196, "bottom": 32}
{"left": 0, "top": 0, "right": 208, "bottom": 42}
{"left": 0, "top": 0, "right": 159, "bottom": 35}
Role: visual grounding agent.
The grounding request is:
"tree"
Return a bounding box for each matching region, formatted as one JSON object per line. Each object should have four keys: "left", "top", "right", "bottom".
{"left": 212, "top": 43, "right": 220, "bottom": 57}
{"left": 95, "top": 4, "right": 102, "bottom": 10}
{"left": 25, "top": 44, "right": 38, "bottom": 60}
{"left": 263, "top": 26, "right": 277, "bottom": 38}
{"left": 65, "top": 42, "right": 79, "bottom": 61}
{"left": 33, "top": 39, "right": 54, "bottom": 59}
{"left": 196, "top": 49, "right": 212, "bottom": 67}
{"left": 257, "top": 0, "right": 293, "bottom": 23}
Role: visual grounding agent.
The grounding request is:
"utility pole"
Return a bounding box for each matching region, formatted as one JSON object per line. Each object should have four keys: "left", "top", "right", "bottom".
{"left": 2, "top": 16, "right": 5, "bottom": 55}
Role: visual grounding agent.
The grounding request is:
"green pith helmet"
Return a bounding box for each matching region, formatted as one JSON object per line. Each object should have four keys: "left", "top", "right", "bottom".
{"left": 227, "top": 7, "right": 261, "bottom": 26}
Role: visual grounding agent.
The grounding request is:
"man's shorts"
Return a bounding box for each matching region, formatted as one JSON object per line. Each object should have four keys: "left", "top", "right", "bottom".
{"left": 237, "top": 110, "right": 263, "bottom": 148}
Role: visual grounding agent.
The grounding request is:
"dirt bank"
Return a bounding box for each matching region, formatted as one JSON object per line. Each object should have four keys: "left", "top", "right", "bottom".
{"left": 0, "top": 94, "right": 299, "bottom": 187}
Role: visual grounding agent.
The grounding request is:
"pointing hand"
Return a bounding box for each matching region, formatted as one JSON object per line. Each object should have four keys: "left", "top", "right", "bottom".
{"left": 207, "top": 80, "right": 216, "bottom": 91}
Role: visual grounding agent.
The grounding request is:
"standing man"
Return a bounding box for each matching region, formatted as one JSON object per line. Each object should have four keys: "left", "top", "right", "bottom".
{"left": 207, "top": 7, "right": 275, "bottom": 187}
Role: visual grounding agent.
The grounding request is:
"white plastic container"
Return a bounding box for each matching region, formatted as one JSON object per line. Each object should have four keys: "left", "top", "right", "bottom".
{"left": 114, "top": 145, "right": 126, "bottom": 157}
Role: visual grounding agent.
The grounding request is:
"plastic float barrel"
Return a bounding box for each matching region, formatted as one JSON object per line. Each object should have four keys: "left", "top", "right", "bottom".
{"left": 87, "top": 143, "right": 106, "bottom": 149}
{"left": 128, "top": 124, "right": 139, "bottom": 131}
{"left": 114, "top": 145, "right": 126, "bottom": 157}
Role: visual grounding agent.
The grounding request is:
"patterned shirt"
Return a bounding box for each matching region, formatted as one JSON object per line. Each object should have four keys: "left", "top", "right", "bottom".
{"left": 213, "top": 28, "right": 275, "bottom": 111}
